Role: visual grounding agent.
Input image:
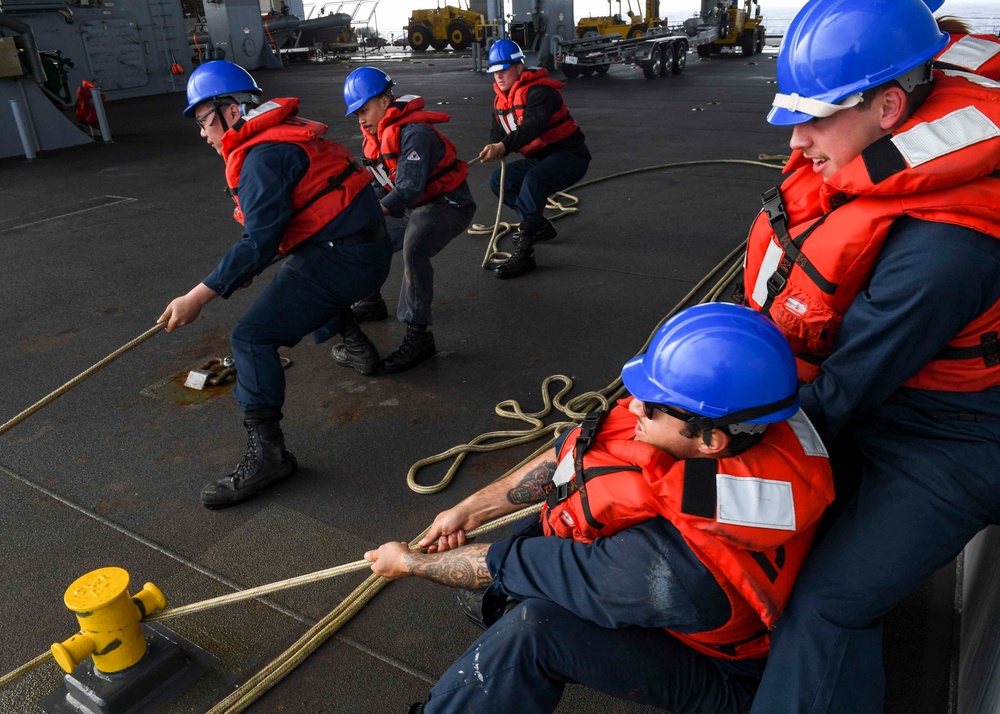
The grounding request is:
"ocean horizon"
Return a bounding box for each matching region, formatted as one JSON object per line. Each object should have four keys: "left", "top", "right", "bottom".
{"left": 763, "top": 2, "right": 1000, "bottom": 35}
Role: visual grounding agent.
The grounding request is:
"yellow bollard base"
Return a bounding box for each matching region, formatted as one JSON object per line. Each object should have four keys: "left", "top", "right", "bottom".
{"left": 39, "top": 623, "right": 218, "bottom": 714}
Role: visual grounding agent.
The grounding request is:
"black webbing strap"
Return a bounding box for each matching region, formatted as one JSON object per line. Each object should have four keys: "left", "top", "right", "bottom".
{"left": 748, "top": 545, "right": 786, "bottom": 584}
{"left": 543, "top": 465, "right": 642, "bottom": 531}
{"left": 544, "top": 410, "right": 634, "bottom": 532}
{"left": 426, "top": 158, "right": 460, "bottom": 186}
{"left": 758, "top": 186, "right": 841, "bottom": 315}
{"left": 542, "top": 112, "right": 573, "bottom": 133}
{"left": 682, "top": 392, "right": 800, "bottom": 446}
{"left": 495, "top": 106, "right": 572, "bottom": 134}
{"left": 680, "top": 458, "right": 718, "bottom": 519}
{"left": 291, "top": 160, "right": 364, "bottom": 219}
{"left": 934, "top": 331, "right": 1000, "bottom": 367}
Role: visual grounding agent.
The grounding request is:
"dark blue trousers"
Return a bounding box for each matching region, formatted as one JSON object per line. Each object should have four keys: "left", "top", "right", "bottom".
{"left": 749, "top": 405, "right": 1000, "bottom": 713}
{"left": 230, "top": 235, "right": 392, "bottom": 412}
{"left": 424, "top": 598, "right": 764, "bottom": 713}
{"left": 489, "top": 151, "right": 590, "bottom": 224}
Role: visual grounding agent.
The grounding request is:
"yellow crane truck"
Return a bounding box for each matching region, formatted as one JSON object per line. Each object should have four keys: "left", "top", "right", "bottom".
{"left": 576, "top": 0, "right": 665, "bottom": 40}
{"left": 405, "top": 2, "right": 485, "bottom": 52}
{"left": 697, "top": 0, "right": 765, "bottom": 57}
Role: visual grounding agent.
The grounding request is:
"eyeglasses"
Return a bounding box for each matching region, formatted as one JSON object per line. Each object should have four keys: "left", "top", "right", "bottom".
{"left": 194, "top": 107, "right": 218, "bottom": 129}
{"left": 641, "top": 401, "right": 694, "bottom": 423}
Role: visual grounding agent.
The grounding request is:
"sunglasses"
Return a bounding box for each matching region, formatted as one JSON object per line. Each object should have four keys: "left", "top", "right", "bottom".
{"left": 641, "top": 401, "right": 694, "bottom": 423}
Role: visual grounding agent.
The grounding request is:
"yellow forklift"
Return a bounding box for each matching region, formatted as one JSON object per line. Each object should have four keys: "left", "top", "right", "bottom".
{"left": 404, "top": 1, "right": 485, "bottom": 52}
{"left": 697, "top": 0, "right": 765, "bottom": 57}
{"left": 575, "top": 0, "right": 664, "bottom": 40}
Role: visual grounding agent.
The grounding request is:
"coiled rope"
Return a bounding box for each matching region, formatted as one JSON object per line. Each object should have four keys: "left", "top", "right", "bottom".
{"left": 0, "top": 155, "right": 785, "bottom": 711}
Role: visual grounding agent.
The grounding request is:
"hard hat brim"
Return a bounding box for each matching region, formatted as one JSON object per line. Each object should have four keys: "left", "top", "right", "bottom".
{"left": 767, "top": 105, "right": 814, "bottom": 126}
{"left": 487, "top": 62, "right": 514, "bottom": 74}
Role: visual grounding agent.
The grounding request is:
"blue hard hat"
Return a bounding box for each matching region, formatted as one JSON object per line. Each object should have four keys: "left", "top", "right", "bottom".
{"left": 487, "top": 39, "right": 525, "bottom": 73}
{"left": 343, "top": 66, "right": 394, "bottom": 115}
{"left": 621, "top": 303, "right": 800, "bottom": 425}
{"left": 183, "top": 60, "right": 262, "bottom": 117}
{"left": 768, "top": 0, "right": 948, "bottom": 126}
{"left": 923, "top": 0, "right": 944, "bottom": 12}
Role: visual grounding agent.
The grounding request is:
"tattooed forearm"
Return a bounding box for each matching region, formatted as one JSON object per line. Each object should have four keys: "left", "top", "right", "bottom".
{"left": 507, "top": 459, "right": 557, "bottom": 505}
{"left": 404, "top": 544, "right": 493, "bottom": 590}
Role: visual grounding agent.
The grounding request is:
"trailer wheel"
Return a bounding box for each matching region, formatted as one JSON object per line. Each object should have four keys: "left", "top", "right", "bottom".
{"left": 672, "top": 42, "right": 688, "bottom": 73}
{"left": 431, "top": 39, "right": 449, "bottom": 51}
{"left": 408, "top": 26, "right": 431, "bottom": 52}
{"left": 755, "top": 26, "right": 765, "bottom": 54}
{"left": 581, "top": 66, "right": 596, "bottom": 76}
{"left": 697, "top": 43, "right": 711, "bottom": 58}
{"left": 741, "top": 29, "right": 755, "bottom": 56}
{"left": 643, "top": 46, "right": 662, "bottom": 79}
{"left": 595, "top": 63, "right": 610, "bottom": 74}
{"left": 659, "top": 44, "right": 673, "bottom": 76}
{"left": 448, "top": 23, "right": 472, "bottom": 51}
{"left": 562, "top": 63, "right": 581, "bottom": 79}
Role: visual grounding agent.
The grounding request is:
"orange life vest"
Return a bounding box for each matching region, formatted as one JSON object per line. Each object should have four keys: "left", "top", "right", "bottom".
{"left": 493, "top": 68, "right": 579, "bottom": 158}
{"left": 742, "top": 73, "right": 1000, "bottom": 388}
{"left": 359, "top": 95, "right": 468, "bottom": 206}
{"left": 937, "top": 33, "right": 1000, "bottom": 81}
{"left": 75, "top": 80, "right": 103, "bottom": 128}
{"left": 221, "top": 97, "right": 372, "bottom": 255}
{"left": 541, "top": 399, "right": 834, "bottom": 660}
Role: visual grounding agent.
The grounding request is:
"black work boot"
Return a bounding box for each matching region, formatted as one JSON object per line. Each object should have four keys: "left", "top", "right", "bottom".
{"left": 494, "top": 227, "right": 536, "bottom": 279}
{"left": 383, "top": 323, "right": 436, "bottom": 373}
{"left": 332, "top": 320, "right": 380, "bottom": 375}
{"left": 351, "top": 292, "right": 388, "bottom": 323}
{"left": 201, "top": 409, "right": 298, "bottom": 509}
{"left": 532, "top": 216, "right": 558, "bottom": 243}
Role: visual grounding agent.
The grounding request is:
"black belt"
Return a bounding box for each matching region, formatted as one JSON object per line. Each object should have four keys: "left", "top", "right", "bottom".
{"left": 915, "top": 408, "right": 1000, "bottom": 423}
{"left": 332, "top": 222, "right": 386, "bottom": 246}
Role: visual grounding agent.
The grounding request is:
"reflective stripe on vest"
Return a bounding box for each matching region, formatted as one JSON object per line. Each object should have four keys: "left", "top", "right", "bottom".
{"left": 744, "top": 74, "right": 1000, "bottom": 387}
{"left": 540, "top": 401, "right": 834, "bottom": 660}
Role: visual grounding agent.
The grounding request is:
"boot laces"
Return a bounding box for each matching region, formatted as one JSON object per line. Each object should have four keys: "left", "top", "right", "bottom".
{"left": 402, "top": 325, "right": 424, "bottom": 347}
{"left": 234, "top": 427, "right": 260, "bottom": 483}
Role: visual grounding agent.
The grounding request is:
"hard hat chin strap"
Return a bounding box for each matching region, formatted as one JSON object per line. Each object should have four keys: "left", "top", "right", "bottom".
{"left": 213, "top": 98, "right": 231, "bottom": 132}
{"left": 689, "top": 392, "right": 799, "bottom": 446}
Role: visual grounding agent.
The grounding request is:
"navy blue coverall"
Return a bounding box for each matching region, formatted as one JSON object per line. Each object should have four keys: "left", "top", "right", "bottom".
{"left": 373, "top": 123, "right": 475, "bottom": 326}
{"left": 422, "top": 429, "right": 767, "bottom": 713}
{"left": 203, "top": 142, "right": 392, "bottom": 412}
{"left": 749, "top": 218, "right": 1000, "bottom": 713}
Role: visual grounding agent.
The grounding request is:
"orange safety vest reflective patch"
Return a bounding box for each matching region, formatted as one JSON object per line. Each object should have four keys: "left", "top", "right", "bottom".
{"left": 359, "top": 95, "right": 468, "bottom": 206}
{"left": 221, "top": 97, "right": 372, "bottom": 255}
{"left": 541, "top": 399, "right": 834, "bottom": 660}
{"left": 937, "top": 33, "right": 1000, "bottom": 82}
{"left": 492, "top": 68, "right": 579, "bottom": 158}
{"left": 742, "top": 73, "right": 1000, "bottom": 388}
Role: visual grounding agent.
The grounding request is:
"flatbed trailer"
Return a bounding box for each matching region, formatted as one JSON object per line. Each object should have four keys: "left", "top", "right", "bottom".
{"left": 554, "top": 22, "right": 720, "bottom": 79}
